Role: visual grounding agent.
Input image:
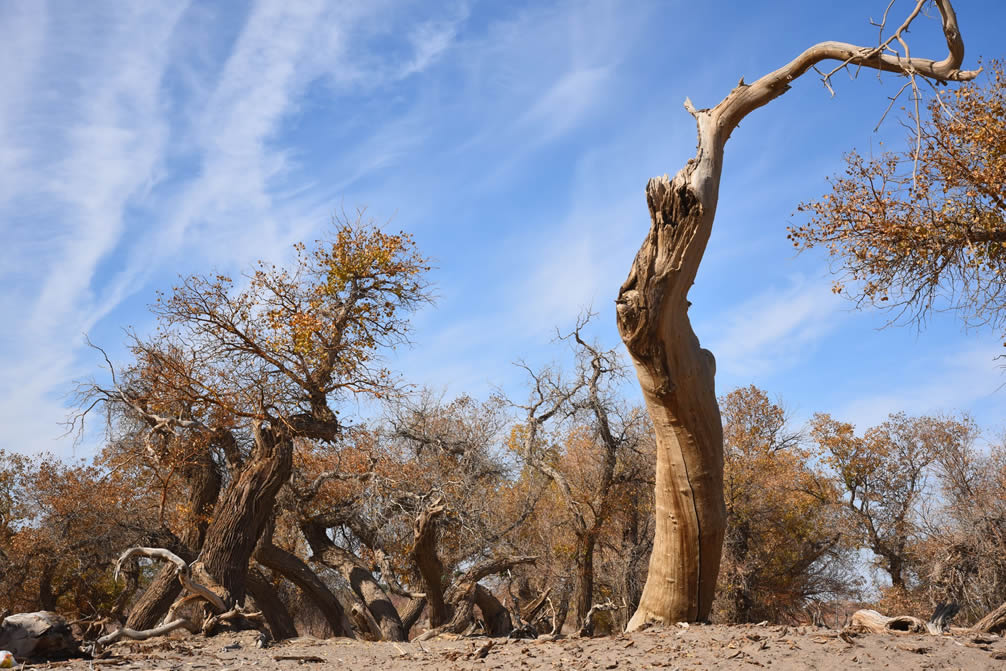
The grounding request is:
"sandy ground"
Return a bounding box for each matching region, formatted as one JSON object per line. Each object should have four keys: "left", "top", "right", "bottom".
{"left": 32, "top": 624, "right": 1006, "bottom": 670}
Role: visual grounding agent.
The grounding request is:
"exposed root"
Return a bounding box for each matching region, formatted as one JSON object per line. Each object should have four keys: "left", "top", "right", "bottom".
{"left": 97, "top": 546, "right": 240, "bottom": 652}
{"left": 96, "top": 618, "right": 198, "bottom": 647}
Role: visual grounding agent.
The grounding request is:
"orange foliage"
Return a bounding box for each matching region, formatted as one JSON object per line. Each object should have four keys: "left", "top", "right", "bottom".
{"left": 790, "top": 60, "right": 1006, "bottom": 335}
{"left": 0, "top": 451, "right": 159, "bottom": 618}
{"left": 714, "top": 387, "right": 853, "bottom": 623}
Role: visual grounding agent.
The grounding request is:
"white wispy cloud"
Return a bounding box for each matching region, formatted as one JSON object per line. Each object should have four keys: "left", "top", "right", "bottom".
{"left": 0, "top": 3, "right": 189, "bottom": 454}
{"left": 835, "top": 341, "right": 1004, "bottom": 432}
{"left": 515, "top": 66, "right": 613, "bottom": 145}
{"left": 703, "top": 276, "right": 840, "bottom": 379}
{"left": 0, "top": 0, "right": 480, "bottom": 456}
{"left": 0, "top": 3, "right": 45, "bottom": 206}
{"left": 400, "top": 6, "right": 469, "bottom": 79}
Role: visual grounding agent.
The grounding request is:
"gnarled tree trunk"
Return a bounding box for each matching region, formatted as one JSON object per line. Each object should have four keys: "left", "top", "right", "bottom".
{"left": 302, "top": 524, "right": 406, "bottom": 641}
{"left": 246, "top": 567, "right": 298, "bottom": 640}
{"left": 619, "top": 0, "right": 978, "bottom": 630}
{"left": 200, "top": 425, "right": 293, "bottom": 605}
{"left": 127, "top": 448, "right": 220, "bottom": 630}
{"left": 411, "top": 501, "right": 449, "bottom": 627}
{"left": 254, "top": 542, "right": 354, "bottom": 638}
{"left": 399, "top": 596, "right": 427, "bottom": 638}
{"left": 474, "top": 585, "right": 512, "bottom": 636}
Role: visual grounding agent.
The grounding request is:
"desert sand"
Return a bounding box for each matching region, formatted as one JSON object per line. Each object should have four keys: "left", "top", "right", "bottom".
{"left": 34, "top": 623, "right": 1006, "bottom": 670}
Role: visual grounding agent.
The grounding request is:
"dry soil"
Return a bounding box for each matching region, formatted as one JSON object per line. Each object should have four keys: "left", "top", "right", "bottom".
{"left": 35, "top": 623, "right": 1006, "bottom": 670}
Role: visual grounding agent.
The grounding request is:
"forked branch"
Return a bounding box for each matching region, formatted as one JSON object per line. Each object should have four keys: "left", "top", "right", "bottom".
{"left": 709, "top": 0, "right": 979, "bottom": 140}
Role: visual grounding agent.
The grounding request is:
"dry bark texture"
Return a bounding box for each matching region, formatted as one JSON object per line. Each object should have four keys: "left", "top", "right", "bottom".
{"left": 973, "top": 602, "right": 1006, "bottom": 635}
{"left": 199, "top": 426, "right": 294, "bottom": 605}
{"left": 254, "top": 543, "right": 353, "bottom": 638}
{"left": 303, "top": 526, "right": 406, "bottom": 642}
{"left": 619, "top": 0, "right": 978, "bottom": 630}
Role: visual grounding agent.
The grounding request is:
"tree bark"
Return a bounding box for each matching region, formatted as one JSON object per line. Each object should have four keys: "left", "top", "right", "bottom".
{"left": 618, "top": 169, "right": 727, "bottom": 629}
{"left": 246, "top": 567, "right": 298, "bottom": 640}
{"left": 972, "top": 601, "right": 1006, "bottom": 634}
{"left": 521, "top": 587, "right": 551, "bottom": 623}
{"left": 303, "top": 525, "right": 406, "bottom": 641}
{"left": 619, "top": 0, "right": 977, "bottom": 630}
{"left": 126, "top": 565, "right": 184, "bottom": 630}
{"left": 415, "top": 555, "right": 536, "bottom": 640}
{"left": 411, "top": 501, "right": 449, "bottom": 627}
{"left": 474, "top": 585, "right": 512, "bottom": 636}
{"left": 399, "top": 596, "right": 427, "bottom": 638}
{"left": 573, "top": 535, "right": 597, "bottom": 628}
{"left": 200, "top": 425, "right": 293, "bottom": 605}
{"left": 127, "top": 449, "right": 221, "bottom": 630}
{"left": 38, "top": 562, "right": 57, "bottom": 612}
{"left": 254, "top": 542, "right": 354, "bottom": 638}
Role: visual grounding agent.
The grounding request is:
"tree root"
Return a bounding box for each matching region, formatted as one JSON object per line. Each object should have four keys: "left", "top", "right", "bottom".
{"left": 96, "top": 618, "right": 197, "bottom": 647}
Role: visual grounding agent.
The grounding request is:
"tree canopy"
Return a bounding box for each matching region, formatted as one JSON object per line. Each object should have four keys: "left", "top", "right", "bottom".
{"left": 789, "top": 60, "right": 1006, "bottom": 335}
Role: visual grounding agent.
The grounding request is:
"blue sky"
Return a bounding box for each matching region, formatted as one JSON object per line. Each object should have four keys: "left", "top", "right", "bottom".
{"left": 2, "top": 0, "right": 1005, "bottom": 458}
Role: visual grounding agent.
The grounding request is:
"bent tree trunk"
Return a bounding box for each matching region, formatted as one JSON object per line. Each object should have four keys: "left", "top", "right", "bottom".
{"left": 247, "top": 567, "right": 298, "bottom": 640}
{"left": 303, "top": 524, "right": 406, "bottom": 641}
{"left": 127, "top": 448, "right": 221, "bottom": 629}
{"left": 411, "top": 500, "right": 450, "bottom": 627}
{"left": 617, "top": 129, "right": 728, "bottom": 629}
{"left": 254, "top": 542, "right": 354, "bottom": 638}
{"left": 474, "top": 585, "right": 512, "bottom": 636}
{"left": 619, "top": 0, "right": 978, "bottom": 630}
{"left": 200, "top": 425, "right": 294, "bottom": 605}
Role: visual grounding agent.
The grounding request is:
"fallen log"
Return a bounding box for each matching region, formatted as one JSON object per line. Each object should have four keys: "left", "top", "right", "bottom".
{"left": 848, "top": 602, "right": 959, "bottom": 635}
{"left": 971, "top": 601, "right": 1006, "bottom": 635}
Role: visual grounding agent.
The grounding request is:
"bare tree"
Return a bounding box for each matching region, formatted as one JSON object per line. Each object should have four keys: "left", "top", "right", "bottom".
{"left": 615, "top": 0, "right": 978, "bottom": 628}
{"left": 513, "top": 315, "right": 652, "bottom": 631}
{"left": 293, "top": 392, "right": 535, "bottom": 640}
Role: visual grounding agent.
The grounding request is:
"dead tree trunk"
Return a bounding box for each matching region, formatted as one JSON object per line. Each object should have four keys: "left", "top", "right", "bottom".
{"left": 972, "top": 601, "right": 1006, "bottom": 634}
{"left": 619, "top": 0, "right": 978, "bottom": 630}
